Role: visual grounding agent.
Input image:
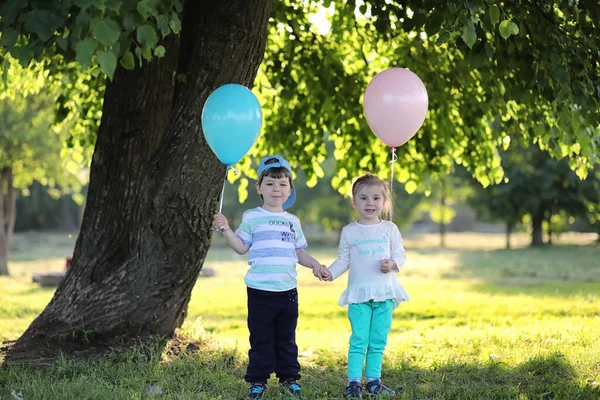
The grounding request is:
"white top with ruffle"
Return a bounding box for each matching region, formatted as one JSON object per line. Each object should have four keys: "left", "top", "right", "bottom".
{"left": 328, "top": 220, "right": 409, "bottom": 308}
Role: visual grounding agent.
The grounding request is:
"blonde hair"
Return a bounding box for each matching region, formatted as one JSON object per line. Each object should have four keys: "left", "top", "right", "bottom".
{"left": 351, "top": 173, "right": 392, "bottom": 218}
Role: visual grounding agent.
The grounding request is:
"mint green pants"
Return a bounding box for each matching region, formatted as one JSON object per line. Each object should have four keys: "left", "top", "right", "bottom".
{"left": 347, "top": 299, "right": 394, "bottom": 380}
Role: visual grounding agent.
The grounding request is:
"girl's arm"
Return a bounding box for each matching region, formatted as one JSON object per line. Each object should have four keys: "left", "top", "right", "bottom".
{"left": 327, "top": 228, "right": 350, "bottom": 280}
{"left": 390, "top": 225, "right": 406, "bottom": 272}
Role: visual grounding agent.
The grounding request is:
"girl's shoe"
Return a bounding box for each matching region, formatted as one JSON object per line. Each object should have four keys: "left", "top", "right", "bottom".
{"left": 365, "top": 379, "right": 396, "bottom": 397}
{"left": 344, "top": 381, "right": 362, "bottom": 399}
{"left": 248, "top": 382, "right": 267, "bottom": 399}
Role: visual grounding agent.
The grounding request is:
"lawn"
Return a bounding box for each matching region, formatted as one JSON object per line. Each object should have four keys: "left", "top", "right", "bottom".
{"left": 1, "top": 231, "right": 599, "bottom": 399}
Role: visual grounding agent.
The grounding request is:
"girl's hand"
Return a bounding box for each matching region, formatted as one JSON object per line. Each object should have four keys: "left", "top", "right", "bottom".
{"left": 379, "top": 259, "right": 396, "bottom": 273}
{"left": 313, "top": 265, "right": 331, "bottom": 281}
{"left": 212, "top": 213, "right": 231, "bottom": 234}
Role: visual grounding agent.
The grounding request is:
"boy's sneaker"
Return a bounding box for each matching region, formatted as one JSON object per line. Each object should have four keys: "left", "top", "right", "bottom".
{"left": 344, "top": 381, "right": 362, "bottom": 399}
{"left": 365, "top": 379, "right": 396, "bottom": 397}
{"left": 248, "top": 382, "right": 267, "bottom": 399}
{"left": 280, "top": 379, "right": 302, "bottom": 397}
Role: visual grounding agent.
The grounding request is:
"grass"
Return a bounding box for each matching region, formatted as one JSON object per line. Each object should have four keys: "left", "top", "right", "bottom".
{"left": 1, "top": 231, "right": 599, "bottom": 399}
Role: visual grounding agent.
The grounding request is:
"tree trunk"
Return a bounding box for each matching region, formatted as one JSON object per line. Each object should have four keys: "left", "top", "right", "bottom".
{"left": 5, "top": 0, "right": 272, "bottom": 364}
{"left": 505, "top": 222, "right": 512, "bottom": 249}
{"left": 60, "top": 196, "right": 79, "bottom": 231}
{"left": 439, "top": 181, "right": 446, "bottom": 248}
{"left": 0, "top": 167, "right": 16, "bottom": 276}
{"left": 530, "top": 208, "right": 545, "bottom": 246}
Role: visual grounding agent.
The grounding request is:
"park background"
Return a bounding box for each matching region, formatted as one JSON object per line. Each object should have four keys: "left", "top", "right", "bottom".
{"left": 1, "top": 1, "right": 600, "bottom": 399}
{"left": 2, "top": 161, "right": 599, "bottom": 398}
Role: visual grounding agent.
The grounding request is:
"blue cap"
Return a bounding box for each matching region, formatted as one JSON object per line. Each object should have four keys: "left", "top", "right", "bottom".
{"left": 257, "top": 155, "right": 296, "bottom": 210}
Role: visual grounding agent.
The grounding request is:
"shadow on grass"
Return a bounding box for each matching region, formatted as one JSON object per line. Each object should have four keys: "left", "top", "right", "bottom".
{"left": 1, "top": 336, "right": 598, "bottom": 400}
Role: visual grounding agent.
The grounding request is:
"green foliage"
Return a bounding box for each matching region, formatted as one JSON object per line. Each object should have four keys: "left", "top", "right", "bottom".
{"left": 0, "top": 0, "right": 182, "bottom": 74}
{"left": 468, "top": 143, "right": 600, "bottom": 232}
{"left": 0, "top": 56, "right": 87, "bottom": 198}
{"left": 1, "top": 0, "right": 599, "bottom": 195}
{"left": 15, "top": 182, "right": 83, "bottom": 231}
{"left": 254, "top": 0, "right": 600, "bottom": 193}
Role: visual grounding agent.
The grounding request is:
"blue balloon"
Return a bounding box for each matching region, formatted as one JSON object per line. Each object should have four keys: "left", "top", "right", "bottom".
{"left": 201, "top": 84, "right": 263, "bottom": 165}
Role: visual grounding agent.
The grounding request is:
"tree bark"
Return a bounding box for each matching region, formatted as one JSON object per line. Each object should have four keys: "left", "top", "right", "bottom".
{"left": 5, "top": 0, "right": 272, "bottom": 364}
{"left": 530, "top": 207, "right": 545, "bottom": 246}
{"left": 505, "top": 222, "right": 512, "bottom": 249}
{"left": 439, "top": 181, "right": 446, "bottom": 248}
{"left": 0, "top": 167, "right": 16, "bottom": 276}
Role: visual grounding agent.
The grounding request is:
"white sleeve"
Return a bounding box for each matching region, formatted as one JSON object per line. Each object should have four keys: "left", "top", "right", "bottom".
{"left": 328, "top": 228, "right": 350, "bottom": 280}
{"left": 391, "top": 224, "right": 406, "bottom": 271}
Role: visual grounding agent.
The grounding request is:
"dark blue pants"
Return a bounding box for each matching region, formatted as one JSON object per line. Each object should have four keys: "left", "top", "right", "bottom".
{"left": 244, "top": 287, "right": 301, "bottom": 384}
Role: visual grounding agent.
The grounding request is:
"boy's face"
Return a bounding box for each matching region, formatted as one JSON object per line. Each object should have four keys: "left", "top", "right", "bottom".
{"left": 256, "top": 176, "right": 292, "bottom": 212}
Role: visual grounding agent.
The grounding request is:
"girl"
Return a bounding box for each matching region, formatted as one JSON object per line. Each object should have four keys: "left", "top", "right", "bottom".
{"left": 317, "top": 173, "right": 408, "bottom": 399}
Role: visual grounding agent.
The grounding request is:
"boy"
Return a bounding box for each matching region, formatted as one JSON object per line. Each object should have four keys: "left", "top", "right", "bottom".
{"left": 213, "top": 155, "right": 328, "bottom": 399}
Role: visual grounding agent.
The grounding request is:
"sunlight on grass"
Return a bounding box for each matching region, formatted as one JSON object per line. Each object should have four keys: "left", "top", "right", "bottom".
{"left": 2, "top": 231, "right": 599, "bottom": 399}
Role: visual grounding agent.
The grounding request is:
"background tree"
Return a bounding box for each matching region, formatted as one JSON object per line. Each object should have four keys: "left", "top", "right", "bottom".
{"left": 1, "top": 0, "right": 599, "bottom": 363}
{"left": 0, "top": 58, "right": 84, "bottom": 276}
{"left": 468, "top": 143, "right": 600, "bottom": 247}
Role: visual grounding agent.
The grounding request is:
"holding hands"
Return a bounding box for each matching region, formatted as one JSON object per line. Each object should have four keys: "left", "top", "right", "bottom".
{"left": 313, "top": 264, "right": 331, "bottom": 281}
{"left": 379, "top": 259, "right": 397, "bottom": 274}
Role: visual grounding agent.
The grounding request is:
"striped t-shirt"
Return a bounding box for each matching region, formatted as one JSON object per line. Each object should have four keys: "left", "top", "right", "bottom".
{"left": 235, "top": 207, "right": 308, "bottom": 292}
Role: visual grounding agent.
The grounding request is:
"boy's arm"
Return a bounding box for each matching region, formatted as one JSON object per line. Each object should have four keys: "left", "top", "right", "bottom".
{"left": 222, "top": 228, "right": 249, "bottom": 254}
{"left": 213, "top": 212, "right": 249, "bottom": 254}
{"left": 296, "top": 249, "right": 321, "bottom": 270}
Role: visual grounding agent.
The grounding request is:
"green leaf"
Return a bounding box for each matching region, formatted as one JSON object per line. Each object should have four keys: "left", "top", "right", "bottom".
{"left": 556, "top": 85, "right": 571, "bottom": 103}
{"left": 106, "top": 0, "right": 122, "bottom": 12}
{"left": 169, "top": 12, "right": 182, "bottom": 34}
{"left": 171, "top": 0, "right": 183, "bottom": 12}
{"left": 461, "top": 21, "right": 477, "bottom": 48}
{"left": 10, "top": 45, "right": 34, "bottom": 67}
{"left": 489, "top": 5, "right": 500, "bottom": 26}
{"left": 157, "top": 15, "right": 170, "bottom": 38}
{"left": 56, "top": 37, "right": 69, "bottom": 50}
{"left": 137, "top": 0, "right": 158, "bottom": 19}
{"left": 0, "top": 0, "right": 27, "bottom": 24}
{"left": 23, "top": 9, "right": 64, "bottom": 42}
{"left": 136, "top": 24, "right": 158, "bottom": 47}
{"left": 75, "top": 39, "right": 96, "bottom": 69}
{"left": 92, "top": 0, "right": 107, "bottom": 11}
{"left": 499, "top": 20, "right": 519, "bottom": 39}
{"left": 436, "top": 31, "right": 450, "bottom": 45}
{"left": 98, "top": 51, "right": 117, "bottom": 80}
{"left": 405, "top": 180, "right": 417, "bottom": 194}
{"left": 74, "top": 0, "right": 93, "bottom": 10}
{"left": 154, "top": 45, "right": 166, "bottom": 57}
{"left": 91, "top": 17, "right": 121, "bottom": 46}
{"left": 0, "top": 28, "right": 18, "bottom": 49}
{"left": 120, "top": 50, "right": 135, "bottom": 69}
{"left": 122, "top": 12, "right": 137, "bottom": 32}
{"left": 429, "top": 204, "right": 456, "bottom": 224}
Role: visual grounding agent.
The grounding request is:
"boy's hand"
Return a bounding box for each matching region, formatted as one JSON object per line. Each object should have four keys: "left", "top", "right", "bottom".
{"left": 313, "top": 264, "right": 331, "bottom": 281}
{"left": 379, "top": 259, "right": 396, "bottom": 274}
{"left": 212, "top": 213, "right": 231, "bottom": 234}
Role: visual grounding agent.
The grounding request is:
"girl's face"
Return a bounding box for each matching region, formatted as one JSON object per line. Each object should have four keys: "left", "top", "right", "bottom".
{"left": 352, "top": 184, "right": 386, "bottom": 224}
{"left": 256, "top": 176, "right": 292, "bottom": 212}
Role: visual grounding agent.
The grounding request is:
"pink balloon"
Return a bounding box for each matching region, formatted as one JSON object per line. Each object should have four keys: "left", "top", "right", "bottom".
{"left": 363, "top": 68, "right": 428, "bottom": 147}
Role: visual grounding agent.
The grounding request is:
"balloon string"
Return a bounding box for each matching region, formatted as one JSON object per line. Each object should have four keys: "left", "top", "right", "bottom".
{"left": 218, "top": 166, "right": 229, "bottom": 213}
{"left": 389, "top": 147, "right": 397, "bottom": 221}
